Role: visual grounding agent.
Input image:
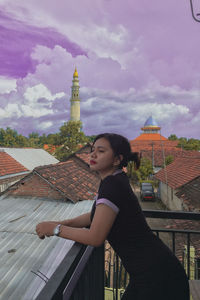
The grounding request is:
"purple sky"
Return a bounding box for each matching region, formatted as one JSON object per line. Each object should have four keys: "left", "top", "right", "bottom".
{"left": 0, "top": 0, "right": 200, "bottom": 140}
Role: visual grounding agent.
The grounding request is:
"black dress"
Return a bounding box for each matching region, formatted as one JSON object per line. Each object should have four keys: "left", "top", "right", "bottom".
{"left": 90, "top": 171, "right": 189, "bottom": 300}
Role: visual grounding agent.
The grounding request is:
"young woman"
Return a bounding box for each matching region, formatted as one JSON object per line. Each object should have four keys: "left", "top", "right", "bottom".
{"left": 36, "top": 133, "right": 189, "bottom": 300}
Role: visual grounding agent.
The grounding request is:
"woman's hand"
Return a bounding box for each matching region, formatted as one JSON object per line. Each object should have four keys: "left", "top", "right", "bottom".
{"left": 36, "top": 222, "right": 57, "bottom": 239}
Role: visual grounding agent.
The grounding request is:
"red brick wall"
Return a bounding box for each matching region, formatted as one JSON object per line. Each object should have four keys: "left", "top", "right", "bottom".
{"left": 0, "top": 174, "right": 27, "bottom": 193}
{"left": 8, "top": 173, "right": 64, "bottom": 200}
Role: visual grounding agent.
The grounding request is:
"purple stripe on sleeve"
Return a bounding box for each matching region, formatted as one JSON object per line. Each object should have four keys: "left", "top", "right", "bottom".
{"left": 96, "top": 198, "right": 119, "bottom": 214}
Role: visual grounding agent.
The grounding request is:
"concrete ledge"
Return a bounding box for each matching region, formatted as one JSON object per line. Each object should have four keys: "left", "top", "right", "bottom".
{"left": 190, "top": 280, "right": 200, "bottom": 300}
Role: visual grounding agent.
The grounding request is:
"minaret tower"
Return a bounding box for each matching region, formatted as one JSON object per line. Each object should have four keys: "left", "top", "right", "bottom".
{"left": 70, "top": 67, "right": 80, "bottom": 121}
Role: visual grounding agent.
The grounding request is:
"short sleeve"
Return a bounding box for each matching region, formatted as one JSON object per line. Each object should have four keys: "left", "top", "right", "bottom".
{"left": 97, "top": 176, "right": 121, "bottom": 213}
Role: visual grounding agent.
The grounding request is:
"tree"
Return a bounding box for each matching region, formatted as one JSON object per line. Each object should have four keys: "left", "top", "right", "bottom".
{"left": 168, "top": 134, "right": 178, "bottom": 141}
{"left": 177, "top": 137, "right": 200, "bottom": 151}
{"left": 164, "top": 155, "right": 174, "bottom": 166}
{"left": 27, "top": 132, "right": 40, "bottom": 147}
{"left": 86, "top": 135, "right": 96, "bottom": 143}
{"left": 15, "top": 134, "right": 28, "bottom": 147}
{"left": 45, "top": 133, "right": 61, "bottom": 146}
{"left": 55, "top": 121, "right": 89, "bottom": 161}
{"left": 127, "top": 157, "right": 153, "bottom": 182}
{"left": 0, "top": 127, "right": 18, "bottom": 147}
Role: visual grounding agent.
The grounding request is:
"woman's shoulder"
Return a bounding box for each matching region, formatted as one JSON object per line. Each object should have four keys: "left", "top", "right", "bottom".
{"left": 101, "top": 172, "right": 128, "bottom": 189}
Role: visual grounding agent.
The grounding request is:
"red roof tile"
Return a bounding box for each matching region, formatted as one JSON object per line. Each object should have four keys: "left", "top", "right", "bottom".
{"left": 133, "top": 133, "right": 167, "bottom": 141}
{"left": 140, "top": 148, "right": 200, "bottom": 167}
{"left": 0, "top": 151, "right": 28, "bottom": 176}
{"left": 130, "top": 139, "right": 179, "bottom": 150}
{"left": 176, "top": 176, "right": 200, "bottom": 212}
{"left": 155, "top": 157, "right": 200, "bottom": 189}
{"left": 76, "top": 153, "right": 90, "bottom": 164}
{"left": 35, "top": 156, "right": 100, "bottom": 202}
{"left": 74, "top": 143, "right": 91, "bottom": 165}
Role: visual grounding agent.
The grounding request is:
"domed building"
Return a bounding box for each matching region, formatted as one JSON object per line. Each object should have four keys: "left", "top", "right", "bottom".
{"left": 130, "top": 116, "right": 179, "bottom": 172}
{"left": 134, "top": 116, "right": 167, "bottom": 141}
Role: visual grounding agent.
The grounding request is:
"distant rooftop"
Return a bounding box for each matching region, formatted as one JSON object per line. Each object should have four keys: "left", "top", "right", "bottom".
{"left": 0, "top": 148, "right": 59, "bottom": 170}
{"left": 35, "top": 156, "right": 100, "bottom": 202}
{"left": 176, "top": 176, "right": 200, "bottom": 212}
{"left": 133, "top": 133, "right": 167, "bottom": 141}
{"left": 0, "top": 152, "right": 28, "bottom": 177}
{"left": 155, "top": 157, "right": 200, "bottom": 189}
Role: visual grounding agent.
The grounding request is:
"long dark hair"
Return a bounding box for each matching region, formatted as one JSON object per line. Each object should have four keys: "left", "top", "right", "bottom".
{"left": 93, "top": 133, "right": 140, "bottom": 170}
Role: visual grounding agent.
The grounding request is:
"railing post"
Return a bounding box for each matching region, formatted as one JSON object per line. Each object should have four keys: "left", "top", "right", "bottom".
{"left": 187, "top": 233, "right": 191, "bottom": 280}
{"left": 116, "top": 254, "right": 119, "bottom": 300}
{"left": 172, "top": 232, "right": 176, "bottom": 254}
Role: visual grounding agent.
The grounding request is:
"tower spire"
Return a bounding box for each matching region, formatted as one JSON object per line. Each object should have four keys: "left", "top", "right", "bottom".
{"left": 70, "top": 67, "right": 80, "bottom": 121}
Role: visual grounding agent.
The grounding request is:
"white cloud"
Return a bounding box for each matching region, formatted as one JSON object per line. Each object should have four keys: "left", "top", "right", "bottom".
{"left": 24, "top": 83, "right": 65, "bottom": 103}
{"left": 38, "top": 121, "right": 53, "bottom": 130}
{"left": 0, "top": 0, "right": 135, "bottom": 69}
{"left": 80, "top": 85, "right": 193, "bottom": 138}
{"left": 21, "top": 104, "right": 52, "bottom": 118}
{"left": 0, "top": 104, "right": 21, "bottom": 118}
{"left": 0, "top": 76, "right": 17, "bottom": 93}
{"left": 131, "top": 102, "right": 190, "bottom": 123}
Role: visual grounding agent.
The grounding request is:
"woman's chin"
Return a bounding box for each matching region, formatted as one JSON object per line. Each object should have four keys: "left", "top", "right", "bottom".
{"left": 89, "top": 164, "right": 97, "bottom": 171}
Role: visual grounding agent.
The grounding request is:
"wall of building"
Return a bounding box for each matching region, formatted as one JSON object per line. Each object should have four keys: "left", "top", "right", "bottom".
{"left": 159, "top": 181, "right": 183, "bottom": 210}
{"left": 7, "top": 173, "right": 64, "bottom": 201}
{"left": 0, "top": 174, "right": 27, "bottom": 193}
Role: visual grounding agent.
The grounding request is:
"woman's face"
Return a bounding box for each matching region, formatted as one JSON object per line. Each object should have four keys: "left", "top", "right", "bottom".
{"left": 90, "top": 138, "right": 120, "bottom": 178}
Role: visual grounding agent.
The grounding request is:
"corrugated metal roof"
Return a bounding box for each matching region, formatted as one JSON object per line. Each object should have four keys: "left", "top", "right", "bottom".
{"left": 0, "top": 148, "right": 59, "bottom": 170}
{"left": 0, "top": 195, "right": 94, "bottom": 300}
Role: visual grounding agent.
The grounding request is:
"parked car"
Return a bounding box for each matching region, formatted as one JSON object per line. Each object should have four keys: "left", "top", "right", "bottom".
{"left": 140, "top": 182, "right": 155, "bottom": 201}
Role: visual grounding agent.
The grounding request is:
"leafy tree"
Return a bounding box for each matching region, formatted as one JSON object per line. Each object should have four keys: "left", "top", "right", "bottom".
{"left": 28, "top": 132, "right": 40, "bottom": 139}
{"left": 168, "top": 134, "right": 178, "bottom": 141}
{"left": 127, "top": 157, "right": 153, "bottom": 182}
{"left": 44, "top": 133, "right": 60, "bottom": 146}
{"left": 15, "top": 134, "right": 28, "bottom": 147}
{"left": 27, "top": 132, "right": 40, "bottom": 147}
{"left": 163, "top": 155, "right": 174, "bottom": 167}
{"left": 55, "top": 121, "right": 89, "bottom": 161}
{"left": 0, "top": 127, "right": 18, "bottom": 147}
{"left": 38, "top": 133, "right": 48, "bottom": 146}
{"left": 86, "top": 135, "right": 96, "bottom": 143}
{"left": 177, "top": 137, "right": 200, "bottom": 151}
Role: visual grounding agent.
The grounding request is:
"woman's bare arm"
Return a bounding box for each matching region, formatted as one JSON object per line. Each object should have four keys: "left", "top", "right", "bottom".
{"left": 50, "top": 213, "right": 91, "bottom": 228}
{"left": 36, "top": 204, "right": 117, "bottom": 247}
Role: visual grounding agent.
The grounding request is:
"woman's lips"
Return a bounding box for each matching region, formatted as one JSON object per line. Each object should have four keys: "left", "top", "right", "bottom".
{"left": 90, "top": 160, "right": 97, "bottom": 165}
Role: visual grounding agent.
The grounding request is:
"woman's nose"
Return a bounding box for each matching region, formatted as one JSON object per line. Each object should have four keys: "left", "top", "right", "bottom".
{"left": 91, "top": 150, "right": 97, "bottom": 158}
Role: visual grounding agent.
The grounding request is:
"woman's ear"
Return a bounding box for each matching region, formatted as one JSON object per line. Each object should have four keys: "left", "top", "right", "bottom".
{"left": 114, "top": 155, "right": 123, "bottom": 167}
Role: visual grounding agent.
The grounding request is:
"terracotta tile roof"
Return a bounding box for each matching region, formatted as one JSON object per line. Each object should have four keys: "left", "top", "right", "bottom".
{"left": 75, "top": 143, "right": 92, "bottom": 154}
{"left": 43, "top": 144, "right": 58, "bottom": 154}
{"left": 75, "top": 143, "right": 91, "bottom": 165}
{"left": 35, "top": 156, "right": 100, "bottom": 203}
{"left": 76, "top": 153, "right": 90, "bottom": 164}
{"left": 130, "top": 139, "right": 179, "bottom": 150}
{"left": 140, "top": 148, "right": 200, "bottom": 167}
{"left": 155, "top": 157, "right": 200, "bottom": 189}
{"left": 0, "top": 151, "right": 28, "bottom": 176}
{"left": 133, "top": 133, "right": 167, "bottom": 141}
{"left": 176, "top": 176, "right": 200, "bottom": 212}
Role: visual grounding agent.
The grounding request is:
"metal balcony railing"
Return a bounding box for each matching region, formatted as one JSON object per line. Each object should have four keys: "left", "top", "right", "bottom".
{"left": 35, "top": 209, "right": 200, "bottom": 300}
